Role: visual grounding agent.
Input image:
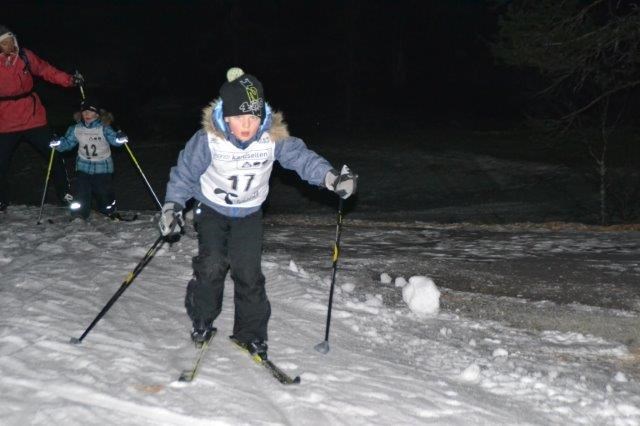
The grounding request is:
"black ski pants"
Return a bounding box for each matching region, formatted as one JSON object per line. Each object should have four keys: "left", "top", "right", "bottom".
{"left": 73, "top": 171, "right": 116, "bottom": 219}
{"left": 185, "top": 204, "right": 271, "bottom": 344}
{"left": 0, "top": 125, "right": 70, "bottom": 206}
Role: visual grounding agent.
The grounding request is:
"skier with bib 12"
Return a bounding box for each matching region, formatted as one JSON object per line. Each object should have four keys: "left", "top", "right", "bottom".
{"left": 158, "top": 67, "right": 357, "bottom": 359}
{"left": 49, "top": 98, "right": 129, "bottom": 220}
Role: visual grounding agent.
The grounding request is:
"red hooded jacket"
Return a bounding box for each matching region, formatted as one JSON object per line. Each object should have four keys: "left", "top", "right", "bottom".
{"left": 0, "top": 48, "right": 74, "bottom": 134}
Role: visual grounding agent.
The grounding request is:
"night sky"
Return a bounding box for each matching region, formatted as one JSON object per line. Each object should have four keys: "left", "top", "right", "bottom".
{"left": 5, "top": 1, "right": 518, "bottom": 137}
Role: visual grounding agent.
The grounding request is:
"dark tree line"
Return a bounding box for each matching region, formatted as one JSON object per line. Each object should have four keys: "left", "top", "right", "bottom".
{"left": 493, "top": 0, "right": 640, "bottom": 224}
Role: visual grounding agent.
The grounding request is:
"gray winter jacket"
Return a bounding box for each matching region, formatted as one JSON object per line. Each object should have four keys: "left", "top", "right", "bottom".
{"left": 164, "top": 100, "right": 333, "bottom": 217}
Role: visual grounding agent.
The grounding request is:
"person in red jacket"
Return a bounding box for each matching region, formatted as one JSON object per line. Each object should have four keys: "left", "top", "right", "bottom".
{"left": 0, "top": 25, "right": 83, "bottom": 212}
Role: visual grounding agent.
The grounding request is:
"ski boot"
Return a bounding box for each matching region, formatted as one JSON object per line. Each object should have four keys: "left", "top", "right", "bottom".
{"left": 190, "top": 319, "right": 216, "bottom": 347}
{"left": 247, "top": 339, "right": 268, "bottom": 360}
{"left": 108, "top": 212, "right": 123, "bottom": 221}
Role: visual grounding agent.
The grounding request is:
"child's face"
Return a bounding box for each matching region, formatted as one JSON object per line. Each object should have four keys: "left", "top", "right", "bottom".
{"left": 81, "top": 110, "right": 98, "bottom": 123}
{"left": 225, "top": 114, "right": 261, "bottom": 142}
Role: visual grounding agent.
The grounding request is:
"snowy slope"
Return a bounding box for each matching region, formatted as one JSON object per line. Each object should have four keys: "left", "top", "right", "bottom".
{"left": 1, "top": 206, "right": 639, "bottom": 425}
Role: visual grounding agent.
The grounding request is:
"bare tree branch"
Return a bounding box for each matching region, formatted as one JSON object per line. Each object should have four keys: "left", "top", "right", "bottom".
{"left": 560, "top": 79, "right": 640, "bottom": 120}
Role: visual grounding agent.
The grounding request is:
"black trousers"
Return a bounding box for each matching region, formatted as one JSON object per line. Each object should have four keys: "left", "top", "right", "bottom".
{"left": 73, "top": 171, "right": 116, "bottom": 219}
{"left": 185, "top": 204, "right": 271, "bottom": 344}
{"left": 0, "top": 125, "right": 70, "bottom": 205}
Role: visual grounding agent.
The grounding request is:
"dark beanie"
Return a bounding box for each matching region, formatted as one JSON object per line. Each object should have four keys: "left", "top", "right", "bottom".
{"left": 80, "top": 98, "right": 100, "bottom": 114}
{"left": 220, "top": 67, "right": 265, "bottom": 120}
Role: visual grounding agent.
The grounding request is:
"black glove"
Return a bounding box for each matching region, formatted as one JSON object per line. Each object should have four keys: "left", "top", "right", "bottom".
{"left": 158, "top": 202, "right": 185, "bottom": 241}
{"left": 325, "top": 165, "right": 358, "bottom": 199}
{"left": 72, "top": 71, "right": 84, "bottom": 86}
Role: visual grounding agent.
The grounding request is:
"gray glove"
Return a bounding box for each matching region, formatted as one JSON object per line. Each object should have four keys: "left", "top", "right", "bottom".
{"left": 325, "top": 165, "right": 358, "bottom": 199}
{"left": 158, "top": 202, "right": 185, "bottom": 240}
{"left": 72, "top": 71, "right": 84, "bottom": 86}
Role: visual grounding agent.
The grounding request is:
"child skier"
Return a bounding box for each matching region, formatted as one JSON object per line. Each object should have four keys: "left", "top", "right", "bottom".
{"left": 49, "top": 98, "right": 128, "bottom": 220}
{"left": 158, "top": 67, "right": 357, "bottom": 358}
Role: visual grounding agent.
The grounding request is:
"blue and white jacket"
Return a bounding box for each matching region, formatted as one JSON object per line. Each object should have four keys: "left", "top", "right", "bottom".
{"left": 56, "top": 118, "right": 121, "bottom": 174}
{"left": 165, "top": 100, "right": 333, "bottom": 218}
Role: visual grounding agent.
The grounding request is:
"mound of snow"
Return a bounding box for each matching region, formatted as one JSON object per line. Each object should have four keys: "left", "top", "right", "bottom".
{"left": 402, "top": 276, "right": 440, "bottom": 315}
{"left": 460, "top": 363, "right": 481, "bottom": 382}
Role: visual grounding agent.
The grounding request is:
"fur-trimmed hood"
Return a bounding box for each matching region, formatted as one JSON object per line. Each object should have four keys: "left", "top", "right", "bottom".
{"left": 200, "top": 99, "right": 289, "bottom": 143}
{"left": 0, "top": 30, "right": 19, "bottom": 67}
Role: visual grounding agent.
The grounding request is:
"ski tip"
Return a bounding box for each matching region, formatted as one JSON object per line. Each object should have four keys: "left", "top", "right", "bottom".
{"left": 69, "top": 337, "right": 82, "bottom": 345}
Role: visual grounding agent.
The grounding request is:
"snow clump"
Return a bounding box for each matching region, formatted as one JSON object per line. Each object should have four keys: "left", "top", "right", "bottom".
{"left": 341, "top": 283, "right": 355, "bottom": 293}
{"left": 365, "top": 294, "right": 383, "bottom": 307}
{"left": 395, "top": 276, "right": 407, "bottom": 287}
{"left": 492, "top": 348, "right": 509, "bottom": 357}
{"left": 402, "top": 276, "right": 440, "bottom": 315}
{"left": 460, "top": 364, "right": 481, "bottom": 382}
{"left": 614, "top": 372, "right": 628, "bottom": 383}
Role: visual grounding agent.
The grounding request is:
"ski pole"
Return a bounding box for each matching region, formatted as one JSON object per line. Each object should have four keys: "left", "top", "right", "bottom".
{"left": 36, "top": 147, "right": 56, "bottom": 225}
{"left": 314, "top": 196, "right": 345, "bottom": 355}
{"left": 70, "top": 234, "right": 165, "bottom": 344}
{"left": 122, "top": 142, "right": 162, "bottom": 210}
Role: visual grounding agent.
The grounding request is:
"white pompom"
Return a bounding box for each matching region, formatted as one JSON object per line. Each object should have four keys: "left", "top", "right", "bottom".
{"left": 226, "top": 67, "right": 244, "bottom": 82}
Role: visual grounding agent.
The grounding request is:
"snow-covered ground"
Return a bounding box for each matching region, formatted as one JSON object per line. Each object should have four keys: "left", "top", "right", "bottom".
{"left": 1, "top": 206, "right": 639, "bottom": 425}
